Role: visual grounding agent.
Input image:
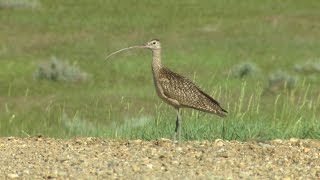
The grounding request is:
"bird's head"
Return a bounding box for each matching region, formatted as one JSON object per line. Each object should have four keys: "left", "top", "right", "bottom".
{"left": 144, "top": 39, "right": 161, "bottom": 50}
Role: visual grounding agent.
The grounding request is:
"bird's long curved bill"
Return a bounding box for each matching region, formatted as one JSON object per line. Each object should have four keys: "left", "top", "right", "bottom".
{"left": 105, "top": 45, "right": 145, "bottom": 60}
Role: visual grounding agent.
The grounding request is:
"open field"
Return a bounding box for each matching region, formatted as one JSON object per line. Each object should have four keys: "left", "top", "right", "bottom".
{"left": 1, "top": 1, "right": 320, "bottom": 179}
{"left": 1, "top": 0, "right": 320, "bottom": 140}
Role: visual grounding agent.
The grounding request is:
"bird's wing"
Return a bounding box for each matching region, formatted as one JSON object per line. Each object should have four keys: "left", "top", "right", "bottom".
{"left": 158, "top": 67, "right": 227, "bottom": 116}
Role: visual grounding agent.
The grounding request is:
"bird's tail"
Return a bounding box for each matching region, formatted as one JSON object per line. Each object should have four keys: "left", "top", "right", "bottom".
{"left": 216, "top": 107, "right": 228, "bottom": 117}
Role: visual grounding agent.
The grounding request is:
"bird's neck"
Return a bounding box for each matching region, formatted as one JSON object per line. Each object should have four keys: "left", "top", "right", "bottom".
{"left": 151, "top": 49, "right": 162, "bottom": 74}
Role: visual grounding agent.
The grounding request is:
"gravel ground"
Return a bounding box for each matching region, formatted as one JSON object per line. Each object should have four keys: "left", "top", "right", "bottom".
{"left": 0, "top": 137, "right": 319, "bottom": 179}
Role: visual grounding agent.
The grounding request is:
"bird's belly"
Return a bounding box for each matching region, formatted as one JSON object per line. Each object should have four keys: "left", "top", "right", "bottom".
{"left": 153, "top": 79, "right": 180, "bottom": 108}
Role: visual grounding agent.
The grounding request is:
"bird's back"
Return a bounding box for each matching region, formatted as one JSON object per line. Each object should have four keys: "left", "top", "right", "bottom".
{"left": 157, "top": 67, "right": 227, "bottom": 117}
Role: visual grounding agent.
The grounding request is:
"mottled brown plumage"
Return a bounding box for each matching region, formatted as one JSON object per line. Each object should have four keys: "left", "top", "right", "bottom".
{"left": 157, "top": 67, "right": 227, "bottom": 116}
{"left": 106, "top": 39, "right": 227, "bottom": 142}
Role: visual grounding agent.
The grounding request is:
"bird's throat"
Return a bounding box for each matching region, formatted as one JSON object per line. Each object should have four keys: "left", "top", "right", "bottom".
{"left": 151, "top": 49, "right": 162, "bottom": 75}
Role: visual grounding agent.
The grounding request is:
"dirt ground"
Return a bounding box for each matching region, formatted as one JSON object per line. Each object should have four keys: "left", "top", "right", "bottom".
{"left": 0, "top": 137, "right": 319, "bottom": 179}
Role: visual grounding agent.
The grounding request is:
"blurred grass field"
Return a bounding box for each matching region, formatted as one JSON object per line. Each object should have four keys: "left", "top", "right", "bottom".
{"left": 1, "top": 0, "right": 320, "bottom": 140}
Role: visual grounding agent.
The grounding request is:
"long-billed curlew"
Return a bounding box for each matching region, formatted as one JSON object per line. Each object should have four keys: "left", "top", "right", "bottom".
{"left": 106, "top": 39, "right": 227, "bottom": 142}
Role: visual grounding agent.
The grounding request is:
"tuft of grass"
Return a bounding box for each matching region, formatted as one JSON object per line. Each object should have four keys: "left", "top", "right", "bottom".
{"left": 108, "top": 116, "right": 154, "bottom": 140}
{"left": 229, "top": 62, "right": 260, "bottom": 79}
{"left": 294, "top": 61, "right": 320, "bottom": 74}
{"left": 267, "top": 71, "right": 297, "bottom": 92}
{"left": 34, "top": 56, "right": 90, "bottom": 82}
{"left": 61, "top": 112, "right": 99, "bottom": 137}
{"left": 103, "top": 82, "right": 320, "bottom": 141}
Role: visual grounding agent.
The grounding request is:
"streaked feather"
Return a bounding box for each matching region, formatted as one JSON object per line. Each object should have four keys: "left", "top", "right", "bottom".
{"left": 158, "top": 67, "right": 227, "bottom": 117}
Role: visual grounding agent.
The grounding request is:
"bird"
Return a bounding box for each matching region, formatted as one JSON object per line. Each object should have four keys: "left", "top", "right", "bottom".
{"left": 106, "top": 39, "right": 227, "bottom": 143}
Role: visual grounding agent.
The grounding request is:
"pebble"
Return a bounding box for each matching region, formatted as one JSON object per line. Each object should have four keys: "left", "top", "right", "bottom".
{"left": 289, "top": 138, "right": 299, "bottom": 143}
{"left": 215, "top": 139, "right": 224, "bottom": 147}
{"left": 7, "top": 174, "right": 19, "bottom": 179}
{"left": 273, "top": 139, "right": 283, "bottom": 143}
{"left": 258, "top": 142, "right": 275, "bottom": 148}
{"left": 304, "top": 148, "right": 310, "bottom": 153}
{"left": 132, "top": 165, "right": 140, "bottom": 172}
{"left": 156, "top": 138, "right": 171, "bottom": 147}
{"left": 146, "top": 164, "right": 153, "bottom": 169}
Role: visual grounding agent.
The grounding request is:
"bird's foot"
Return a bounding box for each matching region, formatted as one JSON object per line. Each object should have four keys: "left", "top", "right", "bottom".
{"left": 172, "top": 132, "right": 180, "bottom": 144}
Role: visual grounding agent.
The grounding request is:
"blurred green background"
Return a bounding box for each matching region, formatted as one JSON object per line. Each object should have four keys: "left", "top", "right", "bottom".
{"left": 1, "top": 0, "right": 319, "bottom": 140}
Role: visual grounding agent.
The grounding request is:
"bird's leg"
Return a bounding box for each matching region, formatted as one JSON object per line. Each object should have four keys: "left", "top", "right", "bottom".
{"left": 173, "top": 108, "right": 182, "bottom": 143}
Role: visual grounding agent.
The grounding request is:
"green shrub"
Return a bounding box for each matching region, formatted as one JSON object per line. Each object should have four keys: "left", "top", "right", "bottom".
{"left": 230, "top": 62, "right": 260, "bottom": 79}
{"left": 268, "top": 71, "right": 297, "bottom": 92}
{"left": 294, "top": 61, "right": 320, "bottom": 74}
{"left": 35, "top": 56, "right": 90, "bottom": 82}
{"left": 0, "top": 0, "right": 41, "bottom": 9}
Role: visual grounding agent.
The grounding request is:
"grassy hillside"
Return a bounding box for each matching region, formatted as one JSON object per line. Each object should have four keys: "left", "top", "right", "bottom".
{"left": 1, "top": 0, "right": 320, "bottom": 140}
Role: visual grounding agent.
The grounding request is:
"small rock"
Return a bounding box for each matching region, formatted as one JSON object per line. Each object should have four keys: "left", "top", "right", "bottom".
{"left": 289, "top": 138, "right": 299, "bottom": 143}
{"left": 132, "top": 139, "right": 143, "bottom": 144}
{"left": 216, "top": 148, "right": 228, "bottom": 158}
{"left": 7, "top": 137, "right": 15, "bottom": 140}
{"left": 239, "top": 171, "right": 250, "bottom": 178}
{"left": 273, "top": 139, "right": 283, "bottom": 144}
{"left": 156, "top": 138, "right": 171, "bottom": 147}
{"left": 217, "top": 148, "right": 226, "bottom": 153}
{"left": 146, "top": 163, "right": 153, "bottom": 169}
{"left": 200, "top": 140, "right": 209, "bottom": 145}
{"left": 258, "top": 143, "right": 274, "bottom": 148}
{"left": 86, "top": 137, "right": 95, "bottom": 141}
{"left": 172, "top": 160, "right": 179, "bottom": 165}
{"left": 132, "top": 165, "right": 140, "bottom": 172}
{"left": 7, "top": 173, "right": 19, "bottom": 179}
{"left": 289, "top": 138, "right": 302, "bottom": 146}
{"left": 215, "top": 139, "right": 224, "bottom": 143}
{"left": 23, "top": 169, "right": 30, "bottom": 174}
{"left": 304, "top": 148, "right": 310, "bottom": 153}
{"left": 216, "top": 141, "right": 224, "bottom": 147}
{"left": 58, "top": 171, "right": 68, "bottom": 176}
{"left": 238, "top": 162, "right": 246, "bottom": 168}
{"left": 142, "top": 157, "right": 150, "bottom": 164}
{"left": 160, "top": 138, "right": 171, "bottom": 142}
{"left": 75, "top": 139, "right": 83, "bottom": 145}
{"left": 216, "top": 153, "right": 228, "bottom": 158}
{"left": 46, "top": 175, "right": 57, "bottom": 179}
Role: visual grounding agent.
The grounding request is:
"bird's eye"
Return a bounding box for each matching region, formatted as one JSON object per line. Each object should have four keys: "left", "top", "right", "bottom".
{"left": 152, "top": 41, "right": 156, "bottom": 45}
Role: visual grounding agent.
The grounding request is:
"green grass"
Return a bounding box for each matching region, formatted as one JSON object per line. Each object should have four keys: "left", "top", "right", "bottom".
{"left": 1, "top": 0, "right": 320, "bottom": 140}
